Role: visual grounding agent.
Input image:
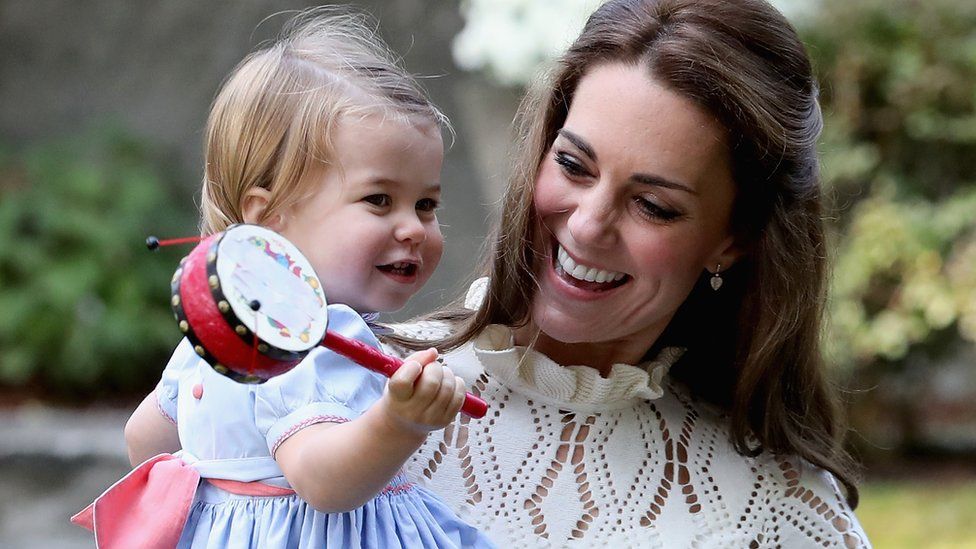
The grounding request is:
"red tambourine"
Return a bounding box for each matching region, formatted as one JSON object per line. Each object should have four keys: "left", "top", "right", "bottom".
{"left": 169, "top": 224, "right": 487, "bottom": 419}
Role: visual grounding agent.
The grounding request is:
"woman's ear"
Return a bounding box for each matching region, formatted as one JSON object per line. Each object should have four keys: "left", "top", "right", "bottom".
{"left": 241, "top": 188, "right": 284, "bottom": 231}
{"left": 706, "top": 234, "right": 743, "bottom": 273}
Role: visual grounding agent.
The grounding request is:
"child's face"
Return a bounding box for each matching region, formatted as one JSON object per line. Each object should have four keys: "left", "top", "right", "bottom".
{"left": 275, "top": 116, "right": 445, "bottom": 313}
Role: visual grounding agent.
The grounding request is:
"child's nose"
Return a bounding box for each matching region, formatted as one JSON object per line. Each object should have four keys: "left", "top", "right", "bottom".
{"left": 394, "top": 213, "right": 427, "bottom": 244}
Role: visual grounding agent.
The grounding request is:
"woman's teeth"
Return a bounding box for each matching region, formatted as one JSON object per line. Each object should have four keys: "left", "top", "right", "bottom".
{"left": 556, "top": 245, "right": 625, "bottom": 283}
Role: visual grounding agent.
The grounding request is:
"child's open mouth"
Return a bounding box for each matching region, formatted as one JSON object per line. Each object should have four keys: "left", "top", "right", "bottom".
{"left": 377, "top": 262, "right": 419, "bottom": 281}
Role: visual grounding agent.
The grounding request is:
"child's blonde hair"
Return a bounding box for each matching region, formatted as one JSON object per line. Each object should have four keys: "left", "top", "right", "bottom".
{"left": 200, "top": 7, "right": 449, "bottom": 234}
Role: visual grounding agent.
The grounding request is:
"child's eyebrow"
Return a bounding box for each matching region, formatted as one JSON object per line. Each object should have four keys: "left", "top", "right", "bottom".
{"left": 366, "top": 178, "right": 442, "bottom": 194}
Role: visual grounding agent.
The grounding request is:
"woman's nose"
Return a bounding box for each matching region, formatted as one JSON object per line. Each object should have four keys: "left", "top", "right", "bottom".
{"left": 567, "top": 189, "right": 617, "bottom": 249}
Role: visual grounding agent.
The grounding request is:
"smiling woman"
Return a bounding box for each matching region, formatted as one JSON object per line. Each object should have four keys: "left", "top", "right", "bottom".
{"left": 393, "top": 0, "right": 871, "bottom": 546}
{"left": 526, "top": 64, "right": 739, "bottom": 371}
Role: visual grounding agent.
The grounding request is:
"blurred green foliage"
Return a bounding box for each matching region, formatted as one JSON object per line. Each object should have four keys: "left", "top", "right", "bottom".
{"left": 858, "top": 479, "right": 976, "bottom": 547}
{"left": 0, "top": 128, "right": 195, "bottom": 400}
{"left": 806, "top": 0, "right": 976, "bottom": 370}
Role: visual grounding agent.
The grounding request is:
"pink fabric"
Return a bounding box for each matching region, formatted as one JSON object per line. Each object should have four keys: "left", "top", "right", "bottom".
{"left": 71, "top": 453, "right": 200, "bottom": 549}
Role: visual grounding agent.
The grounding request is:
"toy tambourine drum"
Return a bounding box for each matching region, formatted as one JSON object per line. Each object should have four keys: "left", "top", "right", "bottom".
{"left": 169, "top": 224, "right": 488, "bottom": 418}
{"left": 170, "top": 224, "right": 326, "bottom": 383}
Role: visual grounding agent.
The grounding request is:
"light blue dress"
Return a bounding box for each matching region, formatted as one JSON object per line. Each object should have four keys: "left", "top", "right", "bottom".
{"left": 156, "top": 304, "right": 492, "bottom": 548}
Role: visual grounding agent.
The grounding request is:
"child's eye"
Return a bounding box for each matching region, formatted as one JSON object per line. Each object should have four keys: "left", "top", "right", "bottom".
{"left": 416, "top": 198, "right": 440, "bottom": 213}
{"left": 363, "top": 194, "right": 391, "bottom": 207}
{"left": 554, "top": 152, "right": 589, "bottom": 178}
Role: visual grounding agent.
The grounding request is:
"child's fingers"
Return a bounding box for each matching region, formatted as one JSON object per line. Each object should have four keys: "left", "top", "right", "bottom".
{"left": 446, "top": 375, "right": 466, "bottom": 417}
{"left": 433, "top": 365, "right": 458, "bottom": 412}
{"left": 388, "top": 359, "right": 423, "bottom": 401}
{"left": 411, "top": 359, "right": 445, "bottom": 405}
{"left": 403, "top": 347, "right": 438, "bottom": 367}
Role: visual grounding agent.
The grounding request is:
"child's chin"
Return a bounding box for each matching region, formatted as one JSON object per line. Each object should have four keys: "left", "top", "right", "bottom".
{"left": 367, "top": 297, "right": 408, "bottom": 315}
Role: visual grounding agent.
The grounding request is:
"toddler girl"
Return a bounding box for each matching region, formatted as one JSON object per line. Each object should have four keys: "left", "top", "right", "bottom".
{"left": 73, "top": 8, "right": 492, "bottom": 549}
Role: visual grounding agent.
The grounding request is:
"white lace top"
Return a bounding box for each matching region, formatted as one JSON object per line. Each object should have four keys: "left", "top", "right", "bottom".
{"left": 391, "top": 318, "right": 870, "bottom": 548}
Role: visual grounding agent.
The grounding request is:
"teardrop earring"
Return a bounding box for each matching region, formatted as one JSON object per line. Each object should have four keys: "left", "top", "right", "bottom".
{"left": 710, "top": 264, "right": 723, "bottom": 291}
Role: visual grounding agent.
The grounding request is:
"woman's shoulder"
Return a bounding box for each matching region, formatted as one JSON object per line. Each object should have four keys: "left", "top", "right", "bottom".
{"left": 386, "top": 318, "right": 457, "bottom": 342}
{"left": 385, "top": 278, "right": 485, "bottom": 342}
{"left": 664, "top": 384, "right": 868, "bottom": 546}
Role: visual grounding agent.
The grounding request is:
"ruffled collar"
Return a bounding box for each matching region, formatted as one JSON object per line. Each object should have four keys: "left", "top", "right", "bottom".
{"left": 360, "top": 312, "right": 392, "bottom": 336}
{"left": 472, "top": 324, "right": 685, "bottom": 412}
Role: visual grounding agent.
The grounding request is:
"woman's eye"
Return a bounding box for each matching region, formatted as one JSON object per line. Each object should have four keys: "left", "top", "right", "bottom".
{"left": 416, "top": 198, "right": 440, "bottom": 213}
{"left": 633, "top": 196, "right": 682, "bottom": 222}
{"left": 363, "top": 194, "right": 391, "bottom": 207}
{"left": 553, "top": 152, "right": 589, "bottom": 178}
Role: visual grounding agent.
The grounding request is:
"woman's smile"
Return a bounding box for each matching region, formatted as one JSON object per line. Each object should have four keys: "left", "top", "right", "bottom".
{"left": 549, "top": 241, "right": 630, "bottom": 297}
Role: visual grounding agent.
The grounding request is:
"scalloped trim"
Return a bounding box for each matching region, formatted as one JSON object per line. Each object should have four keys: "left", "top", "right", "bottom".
{"left": 154, "top": 390, "right": 177, "bottom": 426}
{"left": 270, "top": 415, "right": 349, "bottom": 457}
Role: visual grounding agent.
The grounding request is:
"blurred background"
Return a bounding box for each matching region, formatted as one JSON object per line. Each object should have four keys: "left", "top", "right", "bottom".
{"left": 1, "top": 0, "right": 974, "bottom": 546}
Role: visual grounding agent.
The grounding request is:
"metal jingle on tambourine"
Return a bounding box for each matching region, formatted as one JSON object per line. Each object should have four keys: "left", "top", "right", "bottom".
{"left": 170, "top": 234, "right": 263, "bottom": 383}
{"left": 170, "top": 224, "right": 329, "bottom": 383}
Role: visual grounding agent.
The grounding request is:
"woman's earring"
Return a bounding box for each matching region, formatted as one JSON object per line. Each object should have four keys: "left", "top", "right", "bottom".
{"left": 710, "top": 264, "right": 723, "bottom": 291}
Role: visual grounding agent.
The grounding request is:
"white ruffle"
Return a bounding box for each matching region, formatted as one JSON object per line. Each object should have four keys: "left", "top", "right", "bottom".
{"left": 463, "top": 276, "right": 489, "bottom": 310}
{"left": 472, "top": 324, "right": 684, "bottom": 412}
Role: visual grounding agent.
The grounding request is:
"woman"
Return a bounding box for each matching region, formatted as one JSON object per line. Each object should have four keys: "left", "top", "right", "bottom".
{"left": 394, "top": 0, "right": 870, "bottom": 546}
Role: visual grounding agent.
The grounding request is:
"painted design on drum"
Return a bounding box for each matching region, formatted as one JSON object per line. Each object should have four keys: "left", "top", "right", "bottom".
{"left": 224, "top": 234, "right": 324, "bottom": 345}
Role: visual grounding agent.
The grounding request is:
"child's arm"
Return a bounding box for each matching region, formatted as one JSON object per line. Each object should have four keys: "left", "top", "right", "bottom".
{"left": 124, "top": 392, "right": 181, "bottom": 466}
{"left": 274, "top": 348, "right": 465, "bottom": 513}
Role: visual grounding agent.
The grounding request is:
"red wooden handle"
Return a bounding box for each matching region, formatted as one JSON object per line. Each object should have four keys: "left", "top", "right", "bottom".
{"left": 321, "top": 330, "right": 488, "bottom": 419}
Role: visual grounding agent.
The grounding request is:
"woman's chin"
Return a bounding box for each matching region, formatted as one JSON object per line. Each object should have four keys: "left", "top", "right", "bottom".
{"left": 525, "top": 308, "right": 609, "bottom": 346}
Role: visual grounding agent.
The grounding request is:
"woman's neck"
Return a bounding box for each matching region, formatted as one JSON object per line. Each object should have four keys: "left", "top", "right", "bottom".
{"left": 512, "top": 324, "right": 657, "bottom": 377}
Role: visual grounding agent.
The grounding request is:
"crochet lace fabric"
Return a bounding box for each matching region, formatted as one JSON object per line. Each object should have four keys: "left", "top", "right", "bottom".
{"left": 391, "top": 321, "right": 869, "bottom": 548}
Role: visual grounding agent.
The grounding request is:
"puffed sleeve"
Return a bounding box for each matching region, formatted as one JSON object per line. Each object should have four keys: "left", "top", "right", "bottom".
{"left": 153, "top": 338, "right": 199, "bottom": 424}
{"left": 254, "top": 304, "right": 388, "bottom": 457}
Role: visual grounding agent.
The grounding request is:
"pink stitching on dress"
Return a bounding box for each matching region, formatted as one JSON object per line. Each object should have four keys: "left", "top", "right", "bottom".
{"left": 271, "top": 415, "right": 349, "bottom": 456}
{"left": 379, "top": 481, "right": 415, "bottom": 496}
{"left": 154, "top": 390, "right": 177, "bottom": 426}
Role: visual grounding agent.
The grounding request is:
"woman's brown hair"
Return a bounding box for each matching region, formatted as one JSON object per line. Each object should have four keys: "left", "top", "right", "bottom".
{"left": 417, "top": 0, "right": 860, "bottom": 506}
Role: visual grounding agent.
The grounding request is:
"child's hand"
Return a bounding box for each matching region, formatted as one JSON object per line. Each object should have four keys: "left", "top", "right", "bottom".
{"left": 380, "top": 348, "right": 466, "bottom": 436}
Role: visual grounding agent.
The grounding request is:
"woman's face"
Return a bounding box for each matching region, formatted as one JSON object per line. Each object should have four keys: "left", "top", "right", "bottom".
{"left": 524, "top": 62, "right": 739, "bottom": 368}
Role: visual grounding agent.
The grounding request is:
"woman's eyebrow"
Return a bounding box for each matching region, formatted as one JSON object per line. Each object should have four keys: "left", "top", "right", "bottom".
{"left": 558, "top": 128, "right": 697, "bottom": 195}
{"left": 631, "top": 173, "right": 698, "bottom": 195}
{"left": 557, "top": 129, "right": 597, "bottom": 162}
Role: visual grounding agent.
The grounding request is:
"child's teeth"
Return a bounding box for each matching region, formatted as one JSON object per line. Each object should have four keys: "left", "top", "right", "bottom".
{"left": 556, "top": 244, "right": 624, "bottom": 284}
